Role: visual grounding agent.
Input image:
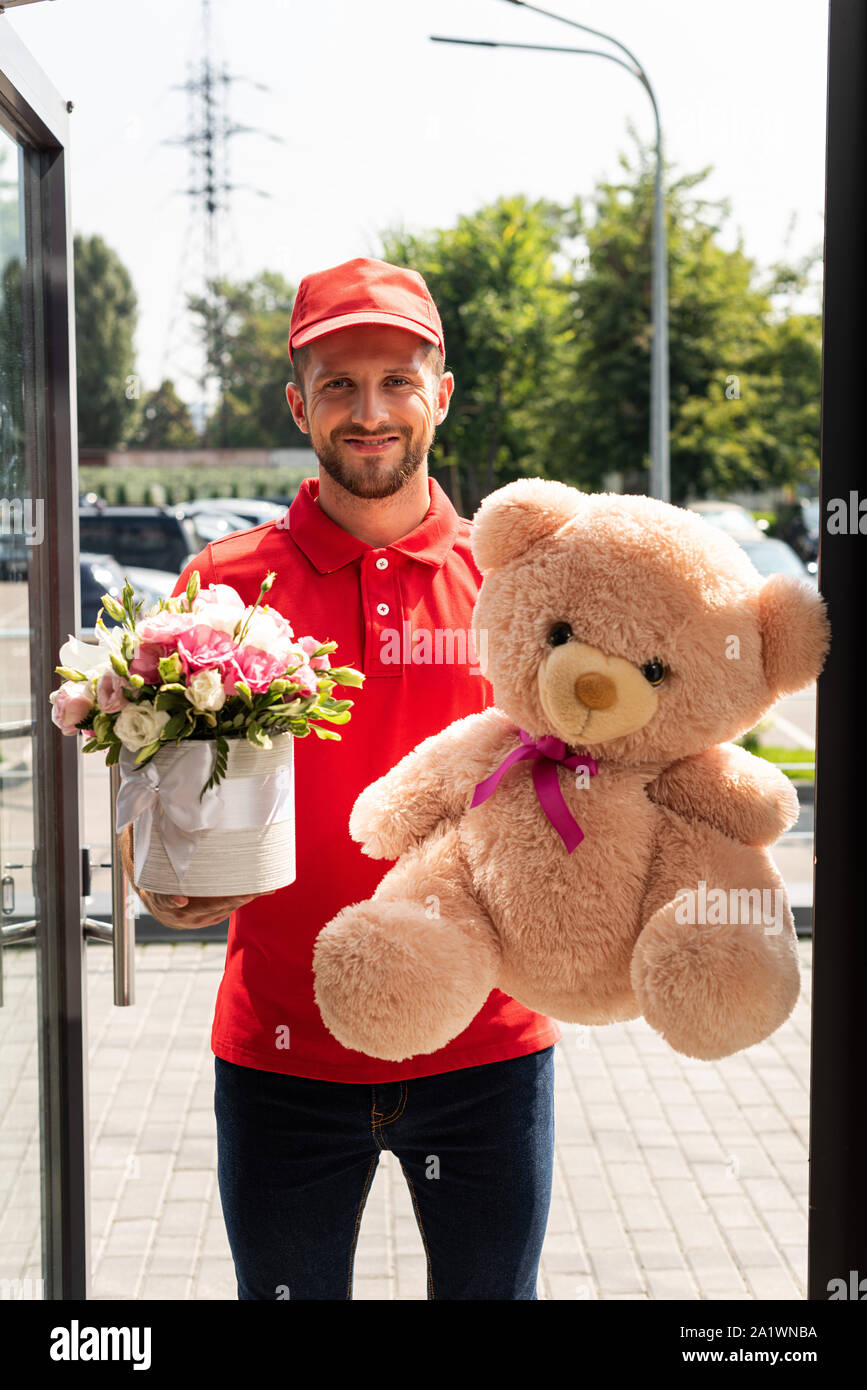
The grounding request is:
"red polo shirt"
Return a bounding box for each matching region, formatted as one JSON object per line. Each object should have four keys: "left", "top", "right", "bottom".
{"left": 170, "top": 474, "right": 560, "bottom": 1082}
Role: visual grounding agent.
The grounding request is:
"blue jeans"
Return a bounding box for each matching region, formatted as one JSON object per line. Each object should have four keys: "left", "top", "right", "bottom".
{"left": 214, "top": 1046, "right": 555, "bottom": 1300}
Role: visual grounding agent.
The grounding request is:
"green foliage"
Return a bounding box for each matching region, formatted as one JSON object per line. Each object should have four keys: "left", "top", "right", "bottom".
{"left": 187, "top": 269, "right": 298, "bottom": 448}
{"left": 74, "top": 234, "right": 140, "bottom": 449}
{"left": 77, "top": 464, "right": 308, "bottom": 506}
{"left": 381, "top": 130, "right": 821, "bottom": 506}
{"left": 128, "top": 379, "right": 200, "bottom": 449}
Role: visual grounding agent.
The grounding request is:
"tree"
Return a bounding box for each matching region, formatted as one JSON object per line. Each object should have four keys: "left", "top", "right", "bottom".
{"left": 377, "top": 132, "right": 821, "bottom": 507}
{"left": 74, "top": 234, "right": 140, "bottom": 448}
{"left": 544, "top": 131, "right": 822, "bottom": 501}
{"left": 128, "top": 378, "right": 200, "bottom": 449}
{"left": 188, "top": 269, "right": 297, "bottom": 447}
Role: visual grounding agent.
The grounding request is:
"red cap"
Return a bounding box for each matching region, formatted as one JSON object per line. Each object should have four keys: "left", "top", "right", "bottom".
{"left": 288, "top": 256, "right": 445, "bottom": 364}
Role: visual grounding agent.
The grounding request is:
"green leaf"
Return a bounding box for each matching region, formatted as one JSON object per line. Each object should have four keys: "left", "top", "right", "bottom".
{"left": 162, "top": 711, "right": 189, "bottom": 739}
{"left": 154, "top": 689, "right": 185, "bottom": 711}
{"left": 134, "top": 740, "right": 162, "bottom": 764}
{"left": 200, "top": 735, "right": 230, "bottom": 799}
{"left": 311, "top": 724, "right": 341, "bottom": 740}
{"left": 105, "top": 741, "right": 121, "bottom": 766}
{"left": 245, "top": 719, "right": 272, "bottom": 750}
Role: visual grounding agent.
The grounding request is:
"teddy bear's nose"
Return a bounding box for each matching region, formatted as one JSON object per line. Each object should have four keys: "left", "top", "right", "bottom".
{"left": 574, "top": 672, "right": 617, "bottom": 710}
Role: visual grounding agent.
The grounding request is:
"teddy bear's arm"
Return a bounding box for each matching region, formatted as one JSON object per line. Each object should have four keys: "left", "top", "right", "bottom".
{"left": 646, "top": 742, "right": 800, "bottom": 848}
{"left": 349, "top": 706, "right": 518, "bottom": 859}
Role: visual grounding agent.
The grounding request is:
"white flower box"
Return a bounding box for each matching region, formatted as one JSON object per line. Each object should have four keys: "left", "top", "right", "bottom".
{"left": 121, "top": 732, "right": 296, "bottom": 898}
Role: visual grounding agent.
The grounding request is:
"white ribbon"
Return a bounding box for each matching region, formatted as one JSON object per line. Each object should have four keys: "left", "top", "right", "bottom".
{"left": 115, "top": 741, "right": 294, "bottom": 890}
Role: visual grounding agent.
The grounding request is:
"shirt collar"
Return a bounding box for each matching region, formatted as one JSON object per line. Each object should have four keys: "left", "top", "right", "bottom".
{"left": 285, "top": 474, "right": 462, "bottom": 574}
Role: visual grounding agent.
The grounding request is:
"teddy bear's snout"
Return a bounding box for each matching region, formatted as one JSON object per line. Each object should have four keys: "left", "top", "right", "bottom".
{"left": 574, "top": 672, "right": 617, "bottom": 710}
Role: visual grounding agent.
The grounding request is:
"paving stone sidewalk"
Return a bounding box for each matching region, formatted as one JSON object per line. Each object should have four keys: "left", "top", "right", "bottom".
{"left": 85, "top": 939, "right": 812, "bottom": 1301}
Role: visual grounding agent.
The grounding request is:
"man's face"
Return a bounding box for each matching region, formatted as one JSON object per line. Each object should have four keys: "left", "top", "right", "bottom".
{"left": 285, "top": 323, "right": 453, "bottom": 499}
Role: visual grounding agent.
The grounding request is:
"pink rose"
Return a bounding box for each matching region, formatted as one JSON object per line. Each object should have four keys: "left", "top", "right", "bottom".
{"left": 129, "top": 610, "right": 198, "bottom": 681}
{"left": 225, "top": 645, "right": 288, "bottom": 696}
{"left": 288, "top": 662, "right": 319, "bottom": 697}
{"left": 176, "top": 624, "right": 237, "bottom": 677}
{"left": 50, "top": 680, "right": 95, "bottom": 735}
{"left": 194, "top": 583, "right": 245, "bottom": 609}
{"left": 128, "top": 642, "right": 165, "bottom": 683}
{"left": 297, "top": 634, "right": 330, "bottom": 670}
{"left": 135, "top": 609, "right": 198, "bottom": 646}
{"left": 96, "top": 669, "right": 130, "bottom": 714}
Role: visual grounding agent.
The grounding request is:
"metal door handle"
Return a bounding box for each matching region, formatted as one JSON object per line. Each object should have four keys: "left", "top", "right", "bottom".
{"left": 82, "top": 763, "right": 135, "bottom": 1006}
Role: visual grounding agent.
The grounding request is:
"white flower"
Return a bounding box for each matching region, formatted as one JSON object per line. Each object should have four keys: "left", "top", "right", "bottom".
{"left": 58, "top": 628, "right": 122, "bottom": 675}
{"left": 238, "top": 606, "right": 295, "bottom": 662}
{"left": 191, "top": 583, "right": 247, "bottom": 638}
{"left": 184, "top": 668, "right": 227, "bottom": 713}
{"left": 114, "top": 700, "right": 171, "bottom": 751}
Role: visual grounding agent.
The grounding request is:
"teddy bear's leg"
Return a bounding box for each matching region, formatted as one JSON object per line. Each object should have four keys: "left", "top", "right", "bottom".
{"left": 313, "top": 824, "right": 501, "bottom": 1062}
{"left": 629, "top": 810, "right": 801, "bottom": 1060}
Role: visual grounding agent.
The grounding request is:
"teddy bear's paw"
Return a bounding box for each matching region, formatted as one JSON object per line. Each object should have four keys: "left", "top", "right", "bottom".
{"left": 629, "top": 902, "right": 801, "bottom": 1060}
{"left": 348, "top": 789, "right": 423, "bottom": 859}
{"left": 313, "top": 900, "right": 497, "bottom": 1061}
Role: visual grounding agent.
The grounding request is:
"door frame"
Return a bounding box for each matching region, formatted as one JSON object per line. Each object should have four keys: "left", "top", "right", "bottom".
{"left": 0, "top": 18, "right": 87, "bottom": 1299}
{"left": 808, "top": 0, "right": 867, "bottom": 1298}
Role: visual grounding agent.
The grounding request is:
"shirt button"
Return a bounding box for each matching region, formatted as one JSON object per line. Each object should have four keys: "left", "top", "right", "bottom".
{"left": 376, "top": 602, "right": 389, "bottom": 616}
{"left": 375, "top": 556, "right": 389, "bottom": 570}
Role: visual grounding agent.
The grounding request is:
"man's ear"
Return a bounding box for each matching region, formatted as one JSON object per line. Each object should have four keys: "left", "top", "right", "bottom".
{"left": 470, "top": 478, "right": 584, "bottom": 574}
{"left": 435, "top": 371, "right": 455, "bottom": 425}
{"left": 759, "top": 573, "right": 831, "bottom": 699}
{"left": 285, "top": 381, "right": 309, "bottom": 434}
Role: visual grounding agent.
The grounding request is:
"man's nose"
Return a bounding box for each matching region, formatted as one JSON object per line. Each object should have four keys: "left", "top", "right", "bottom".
{"left": 348, "top": 385, "right": 392, "bottom": 431}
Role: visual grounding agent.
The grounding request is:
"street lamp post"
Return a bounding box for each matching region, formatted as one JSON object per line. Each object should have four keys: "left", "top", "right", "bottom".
{"left": 431, "top": 5, "right": 669, "bottom": 501}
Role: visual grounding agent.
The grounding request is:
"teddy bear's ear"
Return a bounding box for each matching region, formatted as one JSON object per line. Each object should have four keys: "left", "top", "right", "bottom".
{"left": 470, "top": 478, "right": 584, "bottom": 573}
{"left": 759, "top": 573, "right": 830, "bottom": 699}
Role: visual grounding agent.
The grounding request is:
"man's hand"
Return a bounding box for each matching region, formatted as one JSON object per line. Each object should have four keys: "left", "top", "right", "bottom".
{"left": 117, "top": 825, "right": 276, "bottom": 929}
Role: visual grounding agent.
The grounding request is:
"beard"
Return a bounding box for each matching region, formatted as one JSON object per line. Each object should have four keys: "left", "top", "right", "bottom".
{"left": 312, "top": 423, "right": 433, "bottom": 499}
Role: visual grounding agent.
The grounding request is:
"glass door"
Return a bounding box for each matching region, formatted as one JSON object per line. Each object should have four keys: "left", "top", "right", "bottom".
{"left": 0, "top": 125, "right": 43, "bottom": 1300}
{"left": 0, "top": 22, "right": 88, "bottom": 1300}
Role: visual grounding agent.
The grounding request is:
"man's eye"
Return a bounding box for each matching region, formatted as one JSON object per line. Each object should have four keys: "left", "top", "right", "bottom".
{"left": 324, "top": 379, "right": 350, "bottom": 389}
{"left": 387, "top": 376, "right": 410, "bottom": 386}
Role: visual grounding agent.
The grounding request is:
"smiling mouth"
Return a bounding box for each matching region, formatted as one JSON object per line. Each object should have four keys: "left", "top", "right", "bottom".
{"left": 343, "top": 436, "right": 400, "bottom": 451}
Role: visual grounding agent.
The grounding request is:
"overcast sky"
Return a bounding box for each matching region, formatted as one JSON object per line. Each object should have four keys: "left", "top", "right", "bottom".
{"left": 6, "top": 0, "right": 830, "bottom": 413}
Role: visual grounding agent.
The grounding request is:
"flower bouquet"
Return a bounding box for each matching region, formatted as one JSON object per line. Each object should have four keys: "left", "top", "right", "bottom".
{"left": 50, "top": 570, "right": 364, "bottom": 897}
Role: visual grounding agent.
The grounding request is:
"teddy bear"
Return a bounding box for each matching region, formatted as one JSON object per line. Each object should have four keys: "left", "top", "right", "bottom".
{"left": 312, "top": 479, "right": 830, "bottom": 1063}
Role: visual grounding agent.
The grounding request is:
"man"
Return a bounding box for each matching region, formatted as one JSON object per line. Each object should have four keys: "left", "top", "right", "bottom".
{"left": 119, "top": 257, "right": 560, "bottom": 1300}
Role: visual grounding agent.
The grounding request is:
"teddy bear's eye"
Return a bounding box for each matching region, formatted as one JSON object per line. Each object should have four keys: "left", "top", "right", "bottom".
{"left": 548, "top": 622, "right": 574, "bottom": 647}
{"left": 642, "top": 659, "right": 666, "bottom": 687}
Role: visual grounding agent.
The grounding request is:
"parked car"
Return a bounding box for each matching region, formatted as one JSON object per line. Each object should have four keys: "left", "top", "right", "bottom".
{"left": 79, "top": 553, "right": 157, "bottom": 634}
{"left": 170, "top": 503, "right": 252, "bottom": 542}
{"left": 736, "top": 536, "right": 817, "bottom": 583}
{"left": 0, "top": 528, "right": 27, "bottom": 581}
{"left": 78, "top": 502, "right": 262, "bottom": 604}
{"left": 687, "top": 500, "right": 768, "bottom": 540}
{"left": 774, "top": 497, "right": 820, "bottom": 565}
{"left": 78, "top": 504, "right": 198, "bottom": 575}
{"left": 184, "top": 497, "right": 289, "bottom": 528}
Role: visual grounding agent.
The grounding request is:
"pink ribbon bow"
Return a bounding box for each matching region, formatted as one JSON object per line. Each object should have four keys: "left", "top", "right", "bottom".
{"left": 469, "top": 728, "right": 599, "bottom": 853}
